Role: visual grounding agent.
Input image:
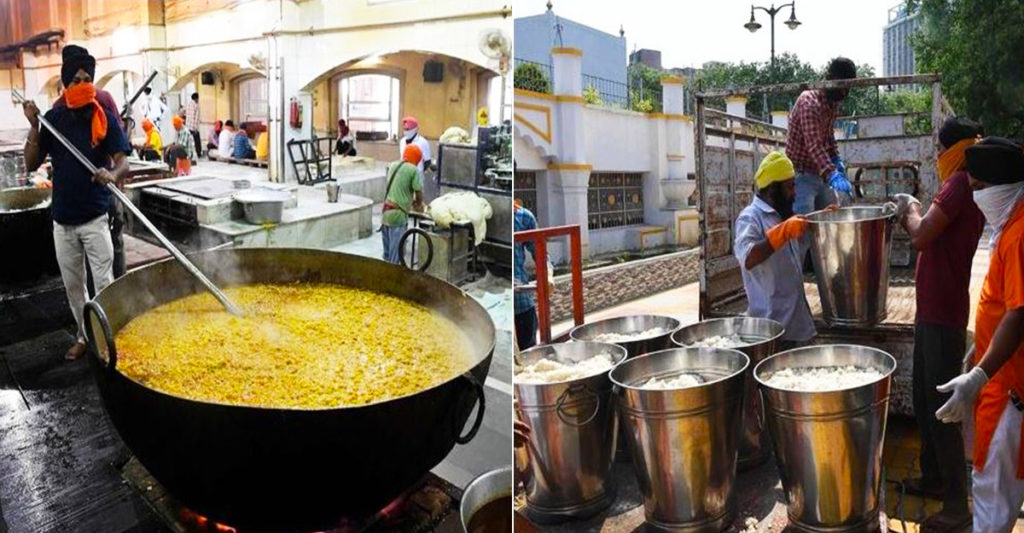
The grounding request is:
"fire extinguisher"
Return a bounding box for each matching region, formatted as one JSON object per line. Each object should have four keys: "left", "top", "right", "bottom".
{"left": 289, "top": 97, "right": 302, "bottom": 128}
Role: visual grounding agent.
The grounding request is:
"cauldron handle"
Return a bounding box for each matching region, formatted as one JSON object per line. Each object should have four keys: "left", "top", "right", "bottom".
{"left": 83, "top": 300, "right": 117, "bottom": 370}
{"left": 454, "top": 372, "right": 486, "bottom": 445}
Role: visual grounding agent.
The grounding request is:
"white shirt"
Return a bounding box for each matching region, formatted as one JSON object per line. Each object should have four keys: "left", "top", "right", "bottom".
{"left": 733, "top": 196, "right": 816, "bottom": 342}
{"left": 399, "top": 134, "right": 431, "bottom": 175}
{"left": 146, "top": 97, "right": 167, "bottom": 124}
{"left": 218, "top": 129, "right": 236, "bottom": 154}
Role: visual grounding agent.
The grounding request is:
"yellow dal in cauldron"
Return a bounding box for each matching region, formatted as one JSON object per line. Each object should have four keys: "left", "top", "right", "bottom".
{"left": 114, "top": 283, "right": 474, "bottom": 408}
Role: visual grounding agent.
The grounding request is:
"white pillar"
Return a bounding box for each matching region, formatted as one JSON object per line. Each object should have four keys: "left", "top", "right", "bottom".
{"left": 549, "top": 47, "right": 591, "bottom": 258}
{"left": 660, "top": 75, "right": 690, "bottom": 210}
{"left": 771, "top": 110, "right": 789, "bottom": 129}
{"left": 726, "top": 95, "right": 748, "bottom": 118}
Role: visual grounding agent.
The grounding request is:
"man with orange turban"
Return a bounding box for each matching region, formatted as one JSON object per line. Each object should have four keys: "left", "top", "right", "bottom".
{"left": 20, "top": 45, "right": 132, "bottom": 361}
{"left": 380, "top": 144, "right": 425, "bottom": 264}
{"left": 171, "top": 114, "right": 197, "bottom": 164}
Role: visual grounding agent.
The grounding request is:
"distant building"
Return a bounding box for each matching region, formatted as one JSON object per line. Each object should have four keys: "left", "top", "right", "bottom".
{"left": 883, "top": 3, "right": 920, "bottom": 77}
{"left": 514, "top": 6, "right": 627, "bottom": 86}
{"left": 629, "top": 48, "right": 662, "bottom": 70}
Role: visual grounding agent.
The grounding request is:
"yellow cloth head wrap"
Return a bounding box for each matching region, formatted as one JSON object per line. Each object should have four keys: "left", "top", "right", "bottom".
{"left": 755, "top": 151, "right": 796, "bottom": 189}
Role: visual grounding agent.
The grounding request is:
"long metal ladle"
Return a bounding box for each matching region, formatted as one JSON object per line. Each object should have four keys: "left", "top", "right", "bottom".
{"left": 13, "top": 89, "right": 244, "bottom": 317}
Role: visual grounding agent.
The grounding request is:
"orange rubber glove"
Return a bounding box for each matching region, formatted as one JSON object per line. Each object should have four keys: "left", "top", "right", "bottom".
{"left": 766, "top": 216, "right": 808, "bottom": 250}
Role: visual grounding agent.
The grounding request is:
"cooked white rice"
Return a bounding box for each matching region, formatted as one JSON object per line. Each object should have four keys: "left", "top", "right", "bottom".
{"left": 515, "top": 352, "right": 616, "bottom": 384}
{"left": 763, "top": 365, "right": 883, "bottom": 391}
{"left": 590, "top": 327, "right": 667, "bottom": 343}
{"left": 639, "top": 373, "right": 702, "bottom": 390}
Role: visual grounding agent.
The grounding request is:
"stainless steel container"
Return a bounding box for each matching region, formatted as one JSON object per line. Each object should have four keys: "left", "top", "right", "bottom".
{"left": 233, "top": 189, "right": 290, "bottom": 225}
{"left": 459, "top": 466, "right": 512, "bottom": 533}
{"left": 515, "top": 342, "right": 627, "bottom": 523}
{"left": 569, "top": 315, "right": 681, "bottom": 359}
{"left": 672, "top": 317, "right": 784, "bottom": 471}
{"left": 610, "top": 347, "right": 748, "bottom": 532}
{"left": 325, "top": 182, "right": 340, "bottom": 203}
{"left": 754, "top": 345, "right": 896, "bottom": 533}
{"left": 805, "top": 206, "right": 895, "bottom": 326}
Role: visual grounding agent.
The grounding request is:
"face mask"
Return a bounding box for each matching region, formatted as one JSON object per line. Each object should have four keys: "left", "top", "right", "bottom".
{"left": 973, "top": 182, "right": 1024, "bottom": 246}
{"left": 404, "top": 127, "right": 417, "bottom": 141}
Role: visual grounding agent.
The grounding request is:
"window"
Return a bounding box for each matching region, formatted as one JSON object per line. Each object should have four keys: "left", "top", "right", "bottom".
{"left": 514, "top": 171, "right": 537, "bottom": 214}
{"left": 236, "top": 76, "right": 267, "bottom": 125}
{"left": 587, "top": 172, "right": 644, "bottom": 230}
{"left": 338, "top": 73, "right": 400, "bottom": 140}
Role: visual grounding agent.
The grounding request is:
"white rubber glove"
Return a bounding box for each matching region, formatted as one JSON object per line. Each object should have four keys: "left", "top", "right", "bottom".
{"left": 935, "top": 366, "right": 989, "bottom": 424}
{"left": 893, "top": 193, "right": 921, "bottom": 219}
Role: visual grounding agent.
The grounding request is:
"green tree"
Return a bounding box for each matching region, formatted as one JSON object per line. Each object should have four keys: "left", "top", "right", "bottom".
{"left": 514, "top": 62, "right": 551, "bottom": 94}
{"left": 908, "top": 0, "right": 1024, "bottom": 136}
{"left": 627, "top": 63, "right": 663, "bottom": 112}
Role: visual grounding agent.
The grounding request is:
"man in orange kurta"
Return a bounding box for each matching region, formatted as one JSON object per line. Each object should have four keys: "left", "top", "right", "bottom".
{"left": 935, "top": 137, "right": 1024, "bottom": 533}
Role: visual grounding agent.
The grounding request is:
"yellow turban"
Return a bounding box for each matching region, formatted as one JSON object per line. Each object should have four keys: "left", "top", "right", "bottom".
{"left": 755, "top": 151, "right": 795, "bottom": 189}
{"left": 477, "top": 107, "right": 489, "bottom": 127}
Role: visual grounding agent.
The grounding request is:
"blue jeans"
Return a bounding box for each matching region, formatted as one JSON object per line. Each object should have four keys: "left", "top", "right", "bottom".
{"left": 381, "top": 224, "right": 406, "bottom": 264}
{"left": 794, "top": 172, "right": 835, "bottom": 215}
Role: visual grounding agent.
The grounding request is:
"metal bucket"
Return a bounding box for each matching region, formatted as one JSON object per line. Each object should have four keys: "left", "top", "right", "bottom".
{"left": 569, "top": 315, "right": 681, "bottom": 359}
{"left": 459, "top": 466, "right": 512, "bottom": 533}
{"left": 515, "top": 341, "right": 627, "bottom": 523}
{"left": 610, "top": 347, "right": 748, "bottom": 532}
{"left": 672, "top": 317, "right": 784, "bottom": 471}
{"left": 805, "top": 206, "right": 895, "bottom": 326}
{"left": 325, "top": 181, "right": 340, "bottom": 203}
{"left": 754, "top": 345, "right": 896, "bottom": 532}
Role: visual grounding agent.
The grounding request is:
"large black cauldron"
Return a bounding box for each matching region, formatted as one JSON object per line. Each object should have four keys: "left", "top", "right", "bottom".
{"left": 84, "top": 248, "right": 493, "bottom": 531}
{"left": 0, "top": 187, "right": 58, "bottom": 282}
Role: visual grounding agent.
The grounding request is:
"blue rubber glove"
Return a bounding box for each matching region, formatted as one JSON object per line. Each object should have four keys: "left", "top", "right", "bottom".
{"left": 828, "top": 168, "right": 852, "bottom": 194}
{"left": 831, "top": 155, "right": 847, "bottom": 177}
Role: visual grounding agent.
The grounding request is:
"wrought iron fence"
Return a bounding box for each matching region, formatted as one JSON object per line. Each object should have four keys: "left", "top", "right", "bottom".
{"left": 581, "top": 74, "right": 629, "bottom": 108}
{"left": 513, "top": 58, "right": 553, "bottom": 94}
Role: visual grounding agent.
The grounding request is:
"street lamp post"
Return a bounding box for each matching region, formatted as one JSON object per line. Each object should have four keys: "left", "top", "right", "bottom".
{"left": 744, "top": 2, "right": 801, "bottom": 66}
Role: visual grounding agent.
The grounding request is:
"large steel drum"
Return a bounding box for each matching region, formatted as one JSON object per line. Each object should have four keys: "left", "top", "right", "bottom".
{"left": 754, "top": 345, "right": 896, "bottom": 532}
{"left": 515, "top": 341, "right": 626, "bottom": 523}
{"left": 569, "top": 315, "right": 681, "bottom": 359}
{"left": 0, "top": 187, "right": 58, "bottom": 282}
{"left": 83, "top": 248, "right": 493, "bottom": 531}
{"left": 672, "top": 317, "right": 784, "bottom": 470}
{"left": 610, "top": 347, "right": 748, "bottom": 532}
{"left": 805, "top": 206, "right": 895, "bottom": 326}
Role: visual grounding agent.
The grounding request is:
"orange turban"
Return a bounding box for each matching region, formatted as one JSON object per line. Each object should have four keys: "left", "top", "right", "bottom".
{"left": 403, "top": 144, "right": 422, "bottom": 165}
{"left": 142, "top": 119, "right": 153, "bottom": 132}
{"left": 172, "top": 115, "right": 184, "bottom": 130}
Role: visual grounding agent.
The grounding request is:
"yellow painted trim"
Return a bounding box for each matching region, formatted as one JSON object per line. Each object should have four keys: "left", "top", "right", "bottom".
{"left": 667, "top": 154, "right": 686, "bottom": 161}
{"left": 514, "top": 88, "right": 554, "bottom": 101}
{"left": 638, "top": 226, "right": 667, "bottom": 236}
{"left": 551, "top": 47, "right": 582, "bottom": 56}
{"left": 725, "top": 95, "right": 748, "bottom": 103}
{"left": 676, "top": 214, "right": 685, "bottom": 245}
{"left": 554, "top": 94, "right": 585, "bottom": 104}
{"left": 646, "top": 113, "right": 692, "bottom": 122}
{"left": 660, "top": 75, "right": 686, "bottom": 85}
{"left": 513, "top": 102, "right": 552, "bottom": 144}
{"left": 547, "top": 163, "right": 593, "bottom": 171}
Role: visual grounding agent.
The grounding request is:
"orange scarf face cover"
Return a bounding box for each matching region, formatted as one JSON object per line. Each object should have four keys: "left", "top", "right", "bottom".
{"left": 938, "top": 137, "right": 976, "bottom": 183}
{"left": 64, "top": 82, "right": 108, "bottom": 148}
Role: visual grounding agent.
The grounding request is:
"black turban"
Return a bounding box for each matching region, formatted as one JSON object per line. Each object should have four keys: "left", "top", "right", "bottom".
{"left": 965, "top": 137, "right": 1024, "bottom": 185}
{"left": 60, "top": 45, "right": 96, "bottom": 87}
{"left": 939, "top": 117, "right": 984, "bottom": 149}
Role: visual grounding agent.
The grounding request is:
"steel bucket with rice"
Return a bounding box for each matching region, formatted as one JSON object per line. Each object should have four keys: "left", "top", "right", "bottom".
{"left": 805, "top": 206, "right": 896, "bottom": 326}
{"left": 515, "top": 341, "right": 627, "bottom": 523}
{"left": 672, "top": 317, "right": 784, "bottom": 470}
{"left": 568, "top": 315, "right": 681, "bottom": 359}
{"left": 754, "top": 345, "right": 896, "bottom": 532}
{"left": 610, "top": 347, "right": 748, "bottom": 532}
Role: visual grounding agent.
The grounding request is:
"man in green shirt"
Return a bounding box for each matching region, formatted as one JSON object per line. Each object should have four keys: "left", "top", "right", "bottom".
{"left": 381, "top": 144, "right": 424, "bottom": 263}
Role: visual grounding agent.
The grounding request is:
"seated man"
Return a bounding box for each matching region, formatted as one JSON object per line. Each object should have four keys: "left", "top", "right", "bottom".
{"left": 138, "top": 119, "right": 162, "bottom": 161}
{"left": 231, "top": 124, "right": 255, "bottom": 159}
